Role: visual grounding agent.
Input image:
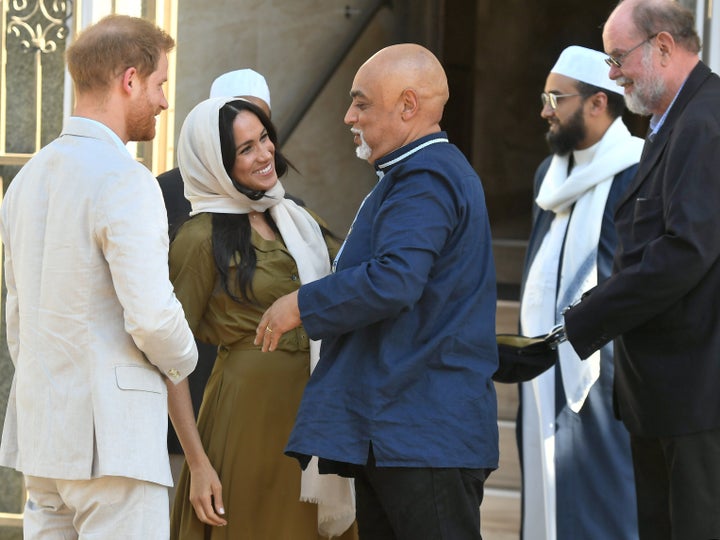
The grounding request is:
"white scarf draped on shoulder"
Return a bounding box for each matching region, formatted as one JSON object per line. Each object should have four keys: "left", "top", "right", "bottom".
{"left": 178, "top": 97, "right": 355, "bottom": 537}
{"left": 534, "top": 117, "right": 644, "bottom": 412}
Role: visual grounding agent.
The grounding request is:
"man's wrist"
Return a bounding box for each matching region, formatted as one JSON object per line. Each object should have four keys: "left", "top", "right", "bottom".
{"left": 545, "top": 324, "right": 567, "bottom": 349}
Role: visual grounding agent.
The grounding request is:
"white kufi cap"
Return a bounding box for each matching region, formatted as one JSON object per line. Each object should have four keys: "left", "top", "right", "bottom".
{"left": 209, "top": 69, "right": 271, "bottom": 108}
{"left": 550, "top": 46, "right": 622, "bottom": 95}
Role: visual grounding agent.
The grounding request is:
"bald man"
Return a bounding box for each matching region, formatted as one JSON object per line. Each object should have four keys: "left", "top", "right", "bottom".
{"left": 255, "top": 44, "right": 498, "bottom": 539}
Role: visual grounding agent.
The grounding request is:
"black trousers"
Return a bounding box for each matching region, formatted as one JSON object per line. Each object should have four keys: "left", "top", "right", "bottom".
{"left": 354, "top": 449, "right": 491, "bottom": 540}
{"left": 630, "top": 427, "right": 720, "bottom": 540}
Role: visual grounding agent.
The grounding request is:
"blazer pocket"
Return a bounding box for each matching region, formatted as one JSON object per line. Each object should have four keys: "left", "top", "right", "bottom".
{"left": 115, "top": 365, "right": 164, "bottom": 394}
{"left": 632, "top": 196, "right": 664, "bottom": 238}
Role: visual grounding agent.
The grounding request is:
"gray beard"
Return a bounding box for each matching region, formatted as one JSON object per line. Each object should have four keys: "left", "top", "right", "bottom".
{"left": 624, "top": 50, "right": 666, "bottom": 116}
{"left": 354, "top": 131, "right": 372, "bottom": 160}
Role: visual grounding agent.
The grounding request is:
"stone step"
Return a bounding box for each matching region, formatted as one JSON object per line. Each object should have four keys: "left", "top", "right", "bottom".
{"left": 487, "top": 419, "right": 520, "bottom": 491}
{"left": 493, "top": 239, "right": 526, "bottom": 293}
{"left": 495, "top": 379, "right": 519, "bottom": 421}
{"left": 496, "top": 299, "right": 520, "bottom": 335}
{"left": 481, "top": 487, "right": 521, "bottom": 539}
{"left": 0, "top": 513, "right": 22, "bottom": 528}
{"left": 489, "top": 298, "right": 522, "bottom": 535}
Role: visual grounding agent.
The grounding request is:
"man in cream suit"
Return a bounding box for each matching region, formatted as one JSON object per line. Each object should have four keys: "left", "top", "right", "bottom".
{"left": 0, "top": 15, "right": 197, "bottom": 539}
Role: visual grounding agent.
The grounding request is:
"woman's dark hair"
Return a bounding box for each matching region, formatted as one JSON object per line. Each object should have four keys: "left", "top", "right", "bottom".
{"left": 212, "top": 99, "right": 288, "bottom": 304}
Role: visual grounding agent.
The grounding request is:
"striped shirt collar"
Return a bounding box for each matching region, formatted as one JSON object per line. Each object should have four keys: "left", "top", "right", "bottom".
{"left": 374, "top": 132, "right": 449, "bottom": 178}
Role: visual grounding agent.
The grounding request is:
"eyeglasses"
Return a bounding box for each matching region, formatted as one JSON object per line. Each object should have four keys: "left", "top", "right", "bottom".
{"left": 604, "top": 33, "right": 658, "bottom": 68}
{"left": 540, "top": 92, "right": 580, "bottom": 111}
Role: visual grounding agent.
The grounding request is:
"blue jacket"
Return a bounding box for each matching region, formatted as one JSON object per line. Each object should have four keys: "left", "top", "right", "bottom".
{"left": 286, "top": 132, "right": 499, "bottom": 469}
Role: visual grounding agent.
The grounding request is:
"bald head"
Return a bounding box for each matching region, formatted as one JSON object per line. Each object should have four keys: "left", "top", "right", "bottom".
{"left": 345, "top": 44, "right": 449, "bottom": 163}
{"left": 360, "top": 43, "right": 449, "bottom": 115}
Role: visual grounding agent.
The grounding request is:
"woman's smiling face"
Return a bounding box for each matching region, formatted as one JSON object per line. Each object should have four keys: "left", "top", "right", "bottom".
{"left": 230, "top": 110, "right": 278, "bottom": 191}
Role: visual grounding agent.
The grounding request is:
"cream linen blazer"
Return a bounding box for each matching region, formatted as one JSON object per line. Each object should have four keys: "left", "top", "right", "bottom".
{"left": 0, "top": 117, "right": 197, "bottom": 486}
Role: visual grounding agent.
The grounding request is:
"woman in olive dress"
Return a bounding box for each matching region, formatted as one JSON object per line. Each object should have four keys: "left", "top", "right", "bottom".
{"left": 167, "top": 97, "right": 356, "bottom": 540}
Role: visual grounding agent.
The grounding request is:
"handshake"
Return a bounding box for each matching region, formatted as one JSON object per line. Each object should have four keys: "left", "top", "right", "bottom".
{"left": 544, "top": 323, "right": 568, "bottom": 349}
{"left": 492, "top": 324, "right": 567, "bottom": 384}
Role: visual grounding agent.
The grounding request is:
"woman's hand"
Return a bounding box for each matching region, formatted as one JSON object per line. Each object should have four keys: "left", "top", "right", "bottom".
{"left": 187, "top": 456, "right": 227, "bottom": 526}
{"left": 255, "top": 290, "right": 301, "bottom": 352}
{"left": 167, "top": 379, "right": 226, "bottom": 526}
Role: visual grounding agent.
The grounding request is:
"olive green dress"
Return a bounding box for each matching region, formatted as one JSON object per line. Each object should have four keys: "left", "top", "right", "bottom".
{"left": 168, "top": 212, "right": 356, "bottom": 540}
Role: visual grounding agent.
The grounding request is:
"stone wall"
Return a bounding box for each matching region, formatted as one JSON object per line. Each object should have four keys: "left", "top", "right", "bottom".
{"left": 173, "top": 0, "right": 396, "bottom": 235}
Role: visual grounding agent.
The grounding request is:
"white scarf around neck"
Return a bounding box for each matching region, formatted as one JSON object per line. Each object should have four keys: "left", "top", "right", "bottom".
{"left": 534, "top": 117, "right": 643, "bottom": 412}
{"left": 178, "top": 97, "right": 355, "bottom": 536}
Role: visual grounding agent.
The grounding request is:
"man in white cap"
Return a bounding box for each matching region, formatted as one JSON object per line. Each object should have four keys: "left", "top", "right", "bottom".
{"left": 158, "top": 69, "right": 273, "bottom": 488}
{"left": 209, "top": 68, "right": 272, "bottom": 113}
{"left": 517, "top": 45, "right": 643, "bottom": 540}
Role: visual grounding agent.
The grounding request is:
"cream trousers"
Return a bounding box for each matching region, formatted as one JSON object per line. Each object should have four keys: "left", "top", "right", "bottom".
{"left": 23, "top": 475, "right": 168, "bottom": 539}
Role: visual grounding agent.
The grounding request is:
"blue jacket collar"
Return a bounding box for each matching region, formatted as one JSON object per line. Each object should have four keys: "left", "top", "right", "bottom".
{"left": 374, "top": 131, "right": 449, "bottom": 175}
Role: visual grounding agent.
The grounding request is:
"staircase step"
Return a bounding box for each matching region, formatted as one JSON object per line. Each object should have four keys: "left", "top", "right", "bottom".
{"left": 496, "top": 299, "right": 520, "bottom": 334}
{"left": 490, "top": 297, "right": 522, "bottom": 534}
{"left": 493, "top": 239, "right": 526, "bottom": 288}
{"left": 481, "top": 487, "right": 521, "bottom": 539}
{"left": 495, "top": 380, "right": 518, "bottom": 421}
{"left": 486, "top": 420, "right": 520, "bottom": 491}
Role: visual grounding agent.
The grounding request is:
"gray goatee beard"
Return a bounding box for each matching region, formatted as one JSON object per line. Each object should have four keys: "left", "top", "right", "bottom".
{"left": 352, "top": 128, "right": 372, "bottom": 160}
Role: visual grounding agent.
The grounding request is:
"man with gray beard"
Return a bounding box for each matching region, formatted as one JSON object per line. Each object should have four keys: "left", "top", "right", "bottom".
{"left": 560, "top": 1, "right": 720, "bottom": 538}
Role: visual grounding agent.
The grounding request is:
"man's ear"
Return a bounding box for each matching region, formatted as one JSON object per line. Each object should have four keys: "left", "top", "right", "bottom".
{"left": 400, "top": 88, "right": 419, "bottom": 120}
{"left": 656, "top": 30, "right": 675, "bottom": 65}
{"left": 587, "top": 91, "right": 608, "bottom": 116}
{"left": 121, "top": 67, "right": 138, "bottom": 95}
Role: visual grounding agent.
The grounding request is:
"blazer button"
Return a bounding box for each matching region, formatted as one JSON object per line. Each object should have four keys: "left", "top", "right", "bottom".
{"left": 167, "top": 368, "right": 180, "bottom": 379}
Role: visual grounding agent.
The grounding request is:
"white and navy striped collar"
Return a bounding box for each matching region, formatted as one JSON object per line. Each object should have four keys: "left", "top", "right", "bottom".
{"left": 374, "top": 132, "right": 449, "bottom": 175}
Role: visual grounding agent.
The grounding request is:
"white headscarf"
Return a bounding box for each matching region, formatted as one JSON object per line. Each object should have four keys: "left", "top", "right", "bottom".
{"left": 177, "top": 97, "right": 355, "bottom": 537}
{"left": 178, "top": 97, "right": 331, "bottom": 288}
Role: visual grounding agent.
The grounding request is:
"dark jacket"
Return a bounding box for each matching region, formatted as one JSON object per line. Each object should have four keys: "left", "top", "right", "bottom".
{"left": 564, "top": 61, "right": 720, "bottom": 437}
